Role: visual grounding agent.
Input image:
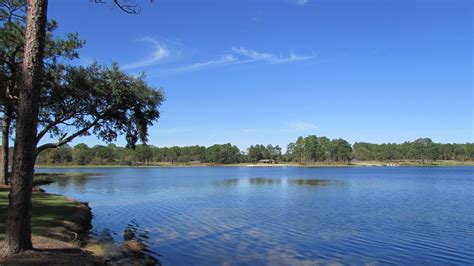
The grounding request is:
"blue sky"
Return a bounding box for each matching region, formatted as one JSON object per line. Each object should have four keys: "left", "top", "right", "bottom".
{"left": 46, "top": 0, "right": 473, "bottom": 150}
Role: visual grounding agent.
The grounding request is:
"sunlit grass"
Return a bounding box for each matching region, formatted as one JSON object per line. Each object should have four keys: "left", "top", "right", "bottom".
{"left": 0, "top": 187, "right": 82, "bottom": 241}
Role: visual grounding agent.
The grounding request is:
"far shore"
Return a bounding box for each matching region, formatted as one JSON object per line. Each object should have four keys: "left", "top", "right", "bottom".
{"left": 34, "top": 160, "right": 474, "bottom": 169}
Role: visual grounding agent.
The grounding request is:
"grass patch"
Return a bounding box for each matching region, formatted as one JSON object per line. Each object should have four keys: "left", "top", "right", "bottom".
{"left": 35, "top": 165, "right": 139, "bottom": 168}
{"left": 33, "top": 174, "right": 57, "bottom": 186}
{"left": 0, "top": 186, "right": 90, "bottom": 242}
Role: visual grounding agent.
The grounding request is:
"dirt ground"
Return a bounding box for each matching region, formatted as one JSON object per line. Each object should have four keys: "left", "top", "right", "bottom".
{"left": 0, "top": 236, "right": 103, "bottom": 265}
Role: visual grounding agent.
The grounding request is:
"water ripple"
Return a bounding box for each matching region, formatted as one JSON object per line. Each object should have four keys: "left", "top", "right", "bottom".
{"left": 39, "top": 167, "right": 474, "bottom": 265}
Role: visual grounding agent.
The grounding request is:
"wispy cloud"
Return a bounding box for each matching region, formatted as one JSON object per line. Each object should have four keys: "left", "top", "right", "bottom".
{"left": 296, "top": 0, "right": 310, "bottom": 5}
{"left": 122, "top": 37, "right": 171, "bottom": 70}
{"left": 232, "top": 47, "right": 313, "bottom": 64}
{"left": 287, "top": 121, "right": 317, "bottom": 132}
{"left": 142, "top": 44, "right": 314, "bottom": 75}
{"left": 232, "top": 47, "right": 273, "bottom": 61}
{"left": 160, "top": 54, "right": 238, "bottom": 75}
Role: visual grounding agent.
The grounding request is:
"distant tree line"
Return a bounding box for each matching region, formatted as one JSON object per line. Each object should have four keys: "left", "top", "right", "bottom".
{"left": 35, "top": 143, "right": 243, "bottom": 165}
{"left": 353, "top": 138, "right": 474, "bottom": 163}
{"left": 35, "top": 136, "right": 473, "bottom": 166}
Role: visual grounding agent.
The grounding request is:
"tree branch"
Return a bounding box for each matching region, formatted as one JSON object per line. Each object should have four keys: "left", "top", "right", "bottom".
{"left": 36, "top": 116, "right": 102, "bottom": 155}
{"left": 112, "top": 0, "right": 141, "bottom": 14}
{"left": 36, "top": 116, "right": 66, "bottom": 144}
{"left": 91, "top": 0, "right": 153, "bottom": 14}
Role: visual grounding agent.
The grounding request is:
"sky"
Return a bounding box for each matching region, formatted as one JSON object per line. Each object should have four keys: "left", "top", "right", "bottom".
{"left": 45, "top": 0, "right": 473, "bottom": 150}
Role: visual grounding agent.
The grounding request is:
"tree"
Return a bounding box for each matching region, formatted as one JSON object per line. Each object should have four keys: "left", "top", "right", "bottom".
{"left": 317, "top": 136, "right": 331, "bottom": 161}
{"left": 285, "top": 142, "right": 296, "bottom": 162}
{"left": 4, "top": 0, "right": 48, "bottom": 254}
{"left": 35, "top": 63, "right": 164, "bottom": 154}
{"left": 72, "top": 143, "right": 91, "bottom": 165}
{"left": 3, "top": 0, "right": 155, "bottom": 254}
{"left": 303, "top": 135, "right": 319, "bottom": 162}
{"left": 270, "top": 145, "right": 282, "bottom": 161}
{"left": 0, "top": 0, "right": 24, "bottom": 185}
{"left": 294, "top": 136, "right": 305, "bottom": 162}
{"left": 168, "top": 146, "right": 180, "bottom": 163}
{"left": 134, "top": 144, "right": 153, "bottom": 164}
{"left": 0, "top": 1, "right": 25, "bottom": 185}
{"left": 206, "top": 143, "right": 241, "bottom": 164}
{"left": 0, "top": 0, "right": 83, "bottom": 184}
{"left": 46, "top": 145, "right": 72, "bottom": 164}
{"left": 247, "top": 144, "right": 264, "bottom": 162}
{"left": 331, "top": 138, "right": 352, "bottom": 162}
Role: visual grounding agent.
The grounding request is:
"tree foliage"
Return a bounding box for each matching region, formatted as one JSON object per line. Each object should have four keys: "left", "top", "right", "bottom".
{"left": 36, "top": 63, "right": 164, "bottom": 153}
{"left": 353, "top": 138, "right": 474, "bottom": 163}
{"left": 1, "top": 0, "right": 84, "bottom": 104}
{"left": 247, "top": 144, "right": 282, "bottom": 162}
{"left": 36, "top": 137, "right": 474, "bottom": 166}
{"left": 1, "top": 1, "right": 164, "bottom": 156}
{"left": 1, "top": 0, "right": 159, "bottom": 255}
{"left": 286, "top": 135, "right": 352, "bottom": 163}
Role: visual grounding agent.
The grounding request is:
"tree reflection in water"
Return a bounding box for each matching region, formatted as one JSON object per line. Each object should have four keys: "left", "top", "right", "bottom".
{"left": 216, "top": 178, "right": 341, "bottom": 187}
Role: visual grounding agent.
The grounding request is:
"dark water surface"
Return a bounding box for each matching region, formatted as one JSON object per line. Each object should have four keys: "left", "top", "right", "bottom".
{"left": 39, "top": 166, "right": 474, "bottom": 265}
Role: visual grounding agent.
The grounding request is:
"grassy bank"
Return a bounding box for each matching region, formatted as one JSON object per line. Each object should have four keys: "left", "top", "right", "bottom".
{"left": 0, "top": 174, "right": 159, "bottom": 265}
{"left": 0, "top": 184, "right": 102, "bottom": 264}
{"left": 35, "top": 164, "right": 137, "bottom": 168}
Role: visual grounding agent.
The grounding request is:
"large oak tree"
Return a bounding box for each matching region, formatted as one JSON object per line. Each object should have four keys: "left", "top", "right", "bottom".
{"left": 36, "top": 63, "right": 164, "bottom": 154}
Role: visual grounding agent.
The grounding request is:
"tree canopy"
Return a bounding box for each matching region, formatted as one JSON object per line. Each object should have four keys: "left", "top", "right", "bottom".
{"left": 36, "top": 63, "right": 164, "bottom": 154}
{"left": 1, "top": 1, "right": 165, "bottom": 157}
{"left": 35, "top": 137, "right": 474, "bottom": 166}
{"left": 0, "top": 0, "right": 160, "bottom": 255}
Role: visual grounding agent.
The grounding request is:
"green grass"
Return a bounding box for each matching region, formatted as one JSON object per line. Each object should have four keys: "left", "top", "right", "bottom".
{"left": 35, "top": 165, "right": 141, "bottom": 168}
{"left": 33, "top": 174, "right": 57, "bottom": 186}
{"left": 32, "top": 172, "right": 91, "bottom": 186}
{"left": 0, "top": 187, "right": 83, "bottom": 241}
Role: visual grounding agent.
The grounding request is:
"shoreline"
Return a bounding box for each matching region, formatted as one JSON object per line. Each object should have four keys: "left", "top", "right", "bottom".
{"left": 0, "top": 179, "right": 160, "bottom": 265}
{"left": 35, "top": 160, "right": 474, "bottom": 169}
{"left": 0, "top": 184, "right": 103, "bottom": 265}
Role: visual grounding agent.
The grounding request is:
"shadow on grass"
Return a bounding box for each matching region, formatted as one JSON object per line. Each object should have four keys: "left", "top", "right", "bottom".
{"left": 0, "top": 187, "right": 89, "bottom": 242}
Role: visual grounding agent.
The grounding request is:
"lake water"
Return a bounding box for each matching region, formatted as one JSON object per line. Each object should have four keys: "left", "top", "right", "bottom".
{"left": 39, "top": 166, "right": 474, "bottom": 265}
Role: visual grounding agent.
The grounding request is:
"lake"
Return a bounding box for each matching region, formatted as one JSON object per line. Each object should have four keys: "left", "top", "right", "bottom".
{"left": 38, "top": 166, "right": 474, "bottom": 265}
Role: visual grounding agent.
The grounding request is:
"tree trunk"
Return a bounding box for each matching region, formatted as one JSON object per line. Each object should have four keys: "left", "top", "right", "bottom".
{"left": 4, "top": 0, "right": 48, "bottom": 255}
{"left": 1, "top": 106, "right": 11, "bottom": 185}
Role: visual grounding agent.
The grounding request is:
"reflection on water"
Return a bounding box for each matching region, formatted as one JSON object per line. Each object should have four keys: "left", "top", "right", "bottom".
{"left": 217, "top": 177, "right": 340, "bottom": 187}
{"left": 288, "top": 178, "right": 340, "bottom": 186}
{"left": 53, "top": 173, "right": 94, "bottom": 189}
{"left": 39, "top": 167, "right": 474, "bottom": 265}
{"left": 94, "top": 219, "right": 160, "bottom": 265}
{"left": 249, "top": 177, "right": 281, "bottom": 185}
{"left": 216, "top": 178, "right": 240, "bottom": 186}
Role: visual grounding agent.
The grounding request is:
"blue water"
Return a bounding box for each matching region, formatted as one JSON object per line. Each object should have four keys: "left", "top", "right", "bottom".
{"left": 39, "top": 166, "right": 474, "bottom": 265}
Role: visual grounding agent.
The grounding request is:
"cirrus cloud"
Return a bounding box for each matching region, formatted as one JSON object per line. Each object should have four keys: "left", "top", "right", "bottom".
{"left": 122, "top": 37, "right": 171, "bottom": 70}
{"left": 232, "top": 47, "right": 313, "bottom": 64}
